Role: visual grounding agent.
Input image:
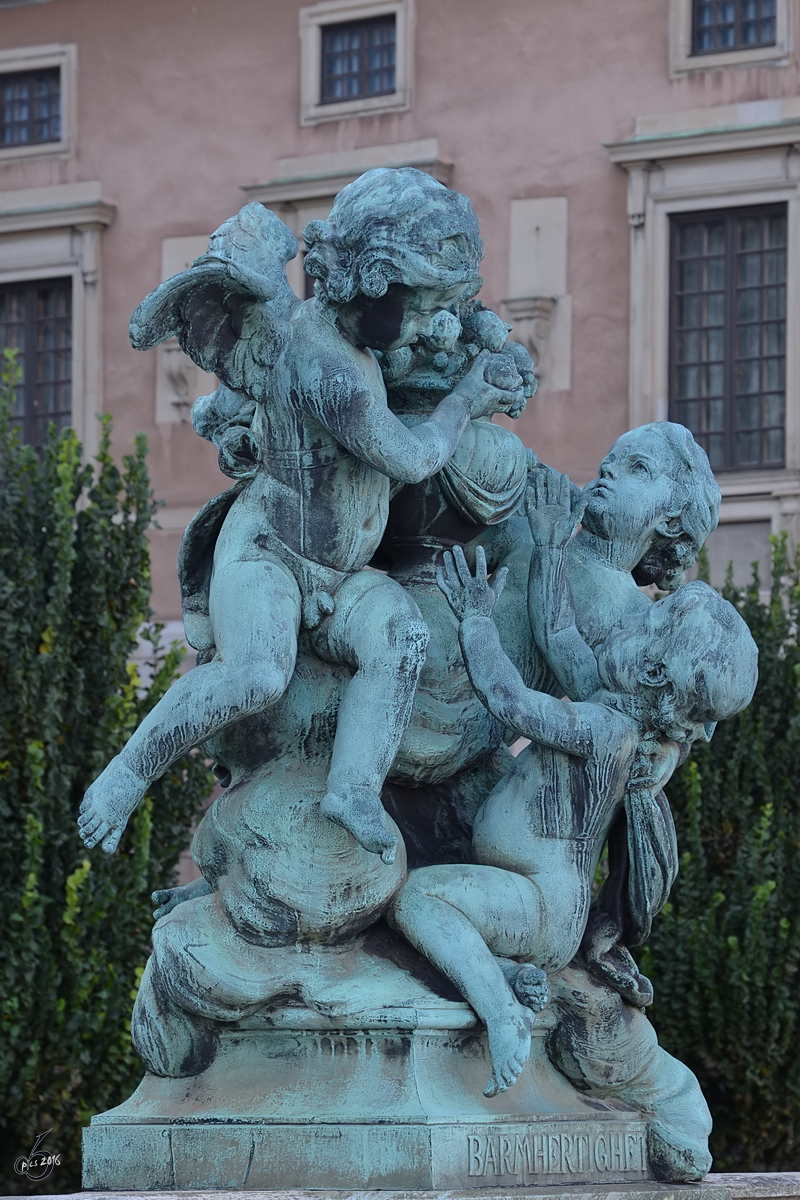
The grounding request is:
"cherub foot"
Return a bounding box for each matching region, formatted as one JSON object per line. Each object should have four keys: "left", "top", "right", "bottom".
{"left": 152, "top": 876, "right": 213, "bottom": 921}
{"left": 511, "top": 963, "right": 549, "bottom": 1012}
{"left": 495, "top": 956, "right": 549, "bottom": 1012}
{"left": 484, "top": 1000, "right": 533, "bottom": 1098}
{"left": 77, "top": 756, "right": 147, "bottom": 854}
{"left": 320, "top": 785, "right": 398, "bottom": 863}
{"left": 587, "top": 941, "right": 654, "bottom": 1007}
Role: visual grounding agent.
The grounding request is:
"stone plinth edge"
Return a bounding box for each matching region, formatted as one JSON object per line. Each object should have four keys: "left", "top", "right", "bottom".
{"left": 11, "top": 1182, "right": 782, "bottom": 1200}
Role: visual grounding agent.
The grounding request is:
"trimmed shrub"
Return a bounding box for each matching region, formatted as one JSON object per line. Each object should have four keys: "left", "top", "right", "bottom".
{"left": 0, "top": 351, "right": 213, "bottom": 1193}
{"left": 642, "top": 536, "right": 800, "bottom": 1169}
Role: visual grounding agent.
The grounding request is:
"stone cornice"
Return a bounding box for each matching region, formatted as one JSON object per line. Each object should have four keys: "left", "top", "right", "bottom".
{"left": 0, "top": 181, "right": 116, "bottom": 235}
{"left": 606, "top": 118, "right": 800, "bottom": 169}
{"left": 241, "top": 138, "right": 452, "bottom": 204}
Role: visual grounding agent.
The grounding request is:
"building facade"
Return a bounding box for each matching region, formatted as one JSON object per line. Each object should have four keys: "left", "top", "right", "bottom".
{"left": 0, "top": 0, "right": 798, "bottom": 622}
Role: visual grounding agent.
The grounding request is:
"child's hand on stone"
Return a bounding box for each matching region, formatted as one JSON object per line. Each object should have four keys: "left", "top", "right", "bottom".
{"left": 437, "top": 545, "right": 508, "bottom": 621}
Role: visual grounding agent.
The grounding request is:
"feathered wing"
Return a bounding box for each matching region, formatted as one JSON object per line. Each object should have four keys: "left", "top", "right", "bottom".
{"left": 129, "top": 204, "right": 301, "bottom": 399}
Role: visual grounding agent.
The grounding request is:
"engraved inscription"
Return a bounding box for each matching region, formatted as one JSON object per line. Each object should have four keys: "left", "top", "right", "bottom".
{"left": 467, "top": 1128, "right": 646, "bottom": 1178}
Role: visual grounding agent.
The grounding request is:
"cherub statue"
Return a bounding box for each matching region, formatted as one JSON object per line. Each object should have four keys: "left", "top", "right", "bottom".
{"left": 77, "top": 168, "right": 525, "bottom": 865}
{"left": 388, "top": 496, "right": 758, "bottom": 1099}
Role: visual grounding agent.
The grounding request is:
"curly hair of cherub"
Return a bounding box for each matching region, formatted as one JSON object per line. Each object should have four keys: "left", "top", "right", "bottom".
{"left": 302, "top": 167, "right": 483, "bottom": 307}
{"left": 630, "top": 422, "right": 721, "bottom": 591}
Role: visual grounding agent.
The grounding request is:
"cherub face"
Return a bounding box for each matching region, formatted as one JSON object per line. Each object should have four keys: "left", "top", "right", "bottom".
{"left": 581, "top": 429, "right": 681, "bottom": 545}
{"left": 338, "top": 282, "right": 467, "bottom": 353}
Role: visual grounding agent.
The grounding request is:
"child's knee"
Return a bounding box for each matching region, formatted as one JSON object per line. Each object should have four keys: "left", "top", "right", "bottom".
{"left": 228, "top": 662, "right": 292, "bottom": 711}
{"left": 357, "top": 589, "right": 429, "bottom": 669}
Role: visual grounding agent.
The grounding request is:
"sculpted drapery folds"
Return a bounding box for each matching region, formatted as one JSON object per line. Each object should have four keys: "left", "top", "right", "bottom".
{"left": 78, "top": 169, "right": 757, "bottom": 1187}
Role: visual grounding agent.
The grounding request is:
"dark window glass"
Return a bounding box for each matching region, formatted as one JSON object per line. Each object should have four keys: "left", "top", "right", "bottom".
{"left": 0, "top": 278, "right": 72, "bottom": 446}
{"left": 669, "top": 205, "right": 786, "bottom": 471}
{"left": 320, "top": 16, "right": 396, "bottom": 103}
{"left": 692, "top": 0, "right": 776, "bottom": 53}
{"left": 0, "top": 67, "right": 60, "bottom": 146}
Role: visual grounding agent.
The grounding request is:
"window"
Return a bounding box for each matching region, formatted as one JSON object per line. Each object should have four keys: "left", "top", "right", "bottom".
{"left": 669, "top": 205, "right": 786, "bottom": 471}
{"left": 0, "top": 45, "right": 75, "bottom": 161}
{"left": 669, "top": 0, "right": 790, "bottom": 72}
{"left": 299, "top": 1, "right": 412, "bottom": 125}
{"left": 0, "top": 277, "right": 71, "bottom": 446}
{"left": 321, "top": 16, "right": 395, "bottom": 102}
{"left": 0, "top": 66, "right": 59, "bottom": 146}
{"left": 693, "top": 0, "right": 776, "bottom": 52}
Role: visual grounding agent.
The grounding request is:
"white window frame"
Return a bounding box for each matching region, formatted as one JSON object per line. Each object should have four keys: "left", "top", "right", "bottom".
{"left": 299, "top": 0, "right": 413, "bottom": 126}
{"left": 608, "top": 110, "right": 800, "bottom": 543}
{"left": 0, "top": 43, "right": 76, "bottom": 163}
{"left": 0, "top": 182, "right": 114, "bottom": 460}
{"left": 669, "top": 0, "right": 792, "bottom": 75}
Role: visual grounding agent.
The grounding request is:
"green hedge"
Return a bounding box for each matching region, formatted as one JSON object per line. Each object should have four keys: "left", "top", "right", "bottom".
{"left": 3, "top": 326, "right": 797, "bottom": 1177}
{"left": 0, "top": 352, "right": 213, "bottom": 1193}
{"left": 642, "top": 537, "right": 800, "bottom": 1169}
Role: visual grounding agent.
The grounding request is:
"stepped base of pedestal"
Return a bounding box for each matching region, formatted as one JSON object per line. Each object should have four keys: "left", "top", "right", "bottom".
{"left": 83, "top": 1022, "right": 653, "bottom": 1190}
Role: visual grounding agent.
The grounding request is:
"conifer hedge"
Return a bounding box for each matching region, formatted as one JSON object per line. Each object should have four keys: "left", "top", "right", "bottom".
{"left": 2, "top": 332, "right": 799, "bottom": 1180}
{"left": 0, "top": 352, "right": 213, "bottom": 1193}
{"left": 643, "top": 538, "right": 800, "bottom": 1169}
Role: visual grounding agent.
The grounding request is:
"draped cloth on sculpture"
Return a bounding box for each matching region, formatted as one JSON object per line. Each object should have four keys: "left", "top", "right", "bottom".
{"left": 437, "top": 419, "right": 529, "bottom": 527}
{"left": 624, "top": 785, "right": 679, "bottom": 946}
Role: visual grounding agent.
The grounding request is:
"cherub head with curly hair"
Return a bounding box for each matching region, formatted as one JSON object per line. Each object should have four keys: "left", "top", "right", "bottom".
{"left": 302, "top": 167, "right": 483, "bottom": 352}
{"left": 582, "top": 422, "right": 720, "bottom": 592}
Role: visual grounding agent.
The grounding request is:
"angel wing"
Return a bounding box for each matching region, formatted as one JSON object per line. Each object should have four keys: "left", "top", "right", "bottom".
{"left": 129, "top": 204, "right": 301, "bottom": 400}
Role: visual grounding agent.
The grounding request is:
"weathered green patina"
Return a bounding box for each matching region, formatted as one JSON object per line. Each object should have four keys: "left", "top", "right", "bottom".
{"left": 79, "top": 168, "right": 758, "bottom": 1190}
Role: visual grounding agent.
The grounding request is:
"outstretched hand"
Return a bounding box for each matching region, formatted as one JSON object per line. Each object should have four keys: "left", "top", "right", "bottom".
{"left": 525, "top": 464, "right": 585, "bottom": 548}
{"left": 437, "top": 545, "right": 508, "bottom": 621}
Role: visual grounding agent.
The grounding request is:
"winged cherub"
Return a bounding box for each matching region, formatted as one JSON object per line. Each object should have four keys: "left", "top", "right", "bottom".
{"left": 77, "top": 168, "right": 525, "bottom": 864}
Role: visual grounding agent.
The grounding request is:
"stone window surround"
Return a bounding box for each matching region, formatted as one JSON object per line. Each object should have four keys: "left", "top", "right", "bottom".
{"left": 299, "top": 0, "right": 413, "bottom": 126}
{"left": 669, "top": 0, "right": 792, "bottom": 74}
{"left": 607, "top": 99, "right": 800, "bottom": 545}
{"left": 0, "top": 181, "right": 115, "bottom": 461}
{"left": 0, "top": 43, "right": 76, "bottom": 163}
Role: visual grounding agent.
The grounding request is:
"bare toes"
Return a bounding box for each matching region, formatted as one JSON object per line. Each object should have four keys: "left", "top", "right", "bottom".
{"left": 86, "top": 820, "right": 111, "bottom": 848}
{"left": 101, "top": 828, "right": 121, "bottom": 854}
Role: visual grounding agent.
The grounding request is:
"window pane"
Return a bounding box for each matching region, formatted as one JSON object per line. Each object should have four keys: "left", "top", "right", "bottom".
{"left": 679, "top": 295, "right": 701, "bottom": 326}
{"left": 679, "top": 259, "right": 702, "bottom": 292}
{"left": 737, "top": 325, "right": 760, "bottom": 357}
{"left": 707, "top": 433, "right": 725, "bottom": 468}
{"left": 736, "top": 431, "right": 761, "bottom": 465}
{"left": 737, "top": 396, "right": 760, "bottom": 428}
{"left": 766, "top": 428, "right": 785, "bottom": 462}
{"left": 707, "top": 362, "right": 724, "bottom": 395}
{"left": 708, "top": 398, "right": 725, "bottom": 430}
{"left": 765, "top": 393, "right": 784, "bottom": 427}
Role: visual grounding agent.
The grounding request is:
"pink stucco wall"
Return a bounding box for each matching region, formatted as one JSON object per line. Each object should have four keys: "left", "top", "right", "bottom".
{"left": 1, "top": 0, "right": 797, "bottom": 617}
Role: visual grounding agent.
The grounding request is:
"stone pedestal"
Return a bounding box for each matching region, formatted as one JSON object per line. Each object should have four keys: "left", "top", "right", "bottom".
{"left": 83, "top": 1002, "right": 652, "bottom": 1191}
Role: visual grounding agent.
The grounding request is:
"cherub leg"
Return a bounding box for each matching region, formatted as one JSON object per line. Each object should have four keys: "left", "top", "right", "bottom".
{"left": 389, "top": 864, "right": 540, "bottom": 1096}
{"left": 314, "top": 573, "right": 429, "bottom": 863}
{"left": 78, "top": 559, "right": 301, "bottom": 853}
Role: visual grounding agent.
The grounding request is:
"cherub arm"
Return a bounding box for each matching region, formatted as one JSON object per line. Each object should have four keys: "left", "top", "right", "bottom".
{"left": 438, "top": 547, "right": 613, "bottom": 758}
{"left": 312, "top": 351, "right": 525, "bottom": 485}
{"left": 526, "top": 466, "right": 601, "bottom": 702}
